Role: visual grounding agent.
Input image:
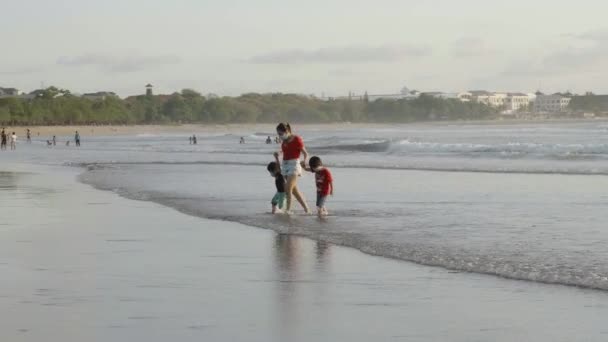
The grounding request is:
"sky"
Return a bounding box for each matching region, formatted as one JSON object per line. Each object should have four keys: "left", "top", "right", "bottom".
{"left": 2, "top": 0, "right": 608, "bottom": 97}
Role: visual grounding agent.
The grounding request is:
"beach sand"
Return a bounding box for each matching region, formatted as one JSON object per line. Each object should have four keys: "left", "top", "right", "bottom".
{"left": 2, "top": 164, "right": 608, "bottom": 341}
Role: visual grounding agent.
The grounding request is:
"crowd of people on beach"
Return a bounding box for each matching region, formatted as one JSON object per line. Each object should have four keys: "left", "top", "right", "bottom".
{"left": 0, "top": 128, "right": 82, "bottom": 150}
{"left": 4, "top": 123, "right": 331, "bottom": 218}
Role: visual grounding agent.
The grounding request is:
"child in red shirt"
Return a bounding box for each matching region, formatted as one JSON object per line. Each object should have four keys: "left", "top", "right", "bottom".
{"left": 306, "top": 156, "right": 334, "bottom": 218}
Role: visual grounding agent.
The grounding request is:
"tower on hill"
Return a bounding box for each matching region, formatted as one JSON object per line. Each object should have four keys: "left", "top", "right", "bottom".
{"left": 146, "top": 83, "right": 153, "bottom": 96}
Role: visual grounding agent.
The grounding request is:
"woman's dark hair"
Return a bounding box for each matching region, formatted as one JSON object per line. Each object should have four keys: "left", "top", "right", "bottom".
{"left": 309, "top": 156, "right": 322, "bottom": 168}
{"left": 267, "top": 161, "right": 278, "bottom": 173}
{"left": 276, "top": 123, "right": 292, "bottom": 134}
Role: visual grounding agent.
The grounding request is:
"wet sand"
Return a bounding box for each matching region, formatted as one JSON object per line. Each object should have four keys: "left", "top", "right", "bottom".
{"left": 2, "top": 164, "right": 608, "bottom": 341}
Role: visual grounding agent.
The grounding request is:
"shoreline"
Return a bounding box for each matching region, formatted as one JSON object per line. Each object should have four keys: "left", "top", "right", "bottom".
{"left": 3, "top": 117, "right": 607, "bottom": 137}
{"left": 78, "top": 161, "right": 608, "bottom": 292}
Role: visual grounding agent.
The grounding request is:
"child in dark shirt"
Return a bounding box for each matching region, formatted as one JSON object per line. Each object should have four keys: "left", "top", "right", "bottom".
{"left": 305, "top": 156, "right": 334, "bottom": 218}
{"left": 267, "top": 160, "right": 286, "bottom": 214}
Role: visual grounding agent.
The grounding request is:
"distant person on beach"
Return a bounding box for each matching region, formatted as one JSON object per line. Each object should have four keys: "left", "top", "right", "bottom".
{"left": 266, "top": 136, "right": 272, "bottom": 144}
{"left": 275, "top": 136, "right": 280, "bottom": 144}
{"left": 240, "top": 137, "right": 245, "bottom": 144}
{"left": 189, "top": 136, "right": 193, "bottom": 144}
{"left": 192, "top": 135, "right": 197, "bottom": 145}
{"left": 75, "top": 131, "right": 80, "bottom": 146}
{"left": 66, "top": 140, "right": 70, "bottom": 146}
{"left": 26, "top": 129, "right": 31, "bottom": 143}
{"left": 10, "top": 132, "right": 17, "bottom": 150}
{"left": 52, "top": 136, "right": 56, "bottom": 146}
{"left": 274, "top": 122, "right": 310, "bottom": 214}
{"left": 46, "top": 140, "right": 52, "bottom": 146}
{"left": 268, "top": 160, "right": 286, "bottom": 214}
{"left": 304, "top": 156, "right": 334, "bottom": 218}
{"left": 0, "top": 129, "right": 6, "bottom": 150}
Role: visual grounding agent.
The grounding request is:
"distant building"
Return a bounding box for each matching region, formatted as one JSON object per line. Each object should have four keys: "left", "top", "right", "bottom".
{"left": 419, "top": 91, "right": 474, "bottom": 103}
{"left": 26, "top": 89, "right": 47, "bottom": 99}
{"left": 469, "top": 90, "right": 493, "bottom": 98}
{"left": 456, "top": 92, "right": 472, "bottom": 102}
{"left": 534, "top": 93, "right": 571, "bottom": 113}
{"left": 146, "top": 83, "right": 153, "bottom": 96}
{"left": 82, "top": 91, "right": 117, "bottom": 101}
{"left": 470, "top": 91, "right": 508, "bottom": 107}
{"left": 503, "top": 93, "right": 532, "bottom": 113}
{"left": 324, "top": 86, "right": 422, "bottom": 102}
{"left": 425, "top": 92, "right": 472, "bottom": 102}
{"left": 0, "top": 87, "right": 20, "bottom": 98}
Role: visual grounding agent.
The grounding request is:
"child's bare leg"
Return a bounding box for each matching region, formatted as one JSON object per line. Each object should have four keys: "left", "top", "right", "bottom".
{"left": 272, "top": 204, "right": 277, "bottom": 214}
{"left": 292, "top": 185, "right": 310, "bottom": 213}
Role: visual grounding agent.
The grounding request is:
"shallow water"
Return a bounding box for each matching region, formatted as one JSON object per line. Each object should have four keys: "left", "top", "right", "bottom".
{"left": 4, "top": 121, "right": 608, "bottom": 290}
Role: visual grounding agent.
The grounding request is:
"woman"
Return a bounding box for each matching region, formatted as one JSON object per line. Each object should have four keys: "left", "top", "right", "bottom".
{"left": 274, "top": 123, "right": 310, "bottom": 214}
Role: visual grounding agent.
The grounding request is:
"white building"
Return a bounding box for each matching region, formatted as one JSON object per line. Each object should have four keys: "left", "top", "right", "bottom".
{"left": 400, "top": 86, "right": 421, "bottom": 99}
{"left": 534, "top": 93, "right": 571, "bottom": 113}
{"left": 439, "top": 92, "right": 472, "bottom": 102}
{"left": 470, "top": 91, "right": 509, "bottom": 107}
{"left": 503, "top": 93, "right": 532, "bottom": 113}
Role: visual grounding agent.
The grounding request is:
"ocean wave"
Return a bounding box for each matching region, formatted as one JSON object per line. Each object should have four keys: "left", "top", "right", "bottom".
{"left": 315, "top": 140, "right": 391, "bottom": 153}
{"left": 311, "top": 138, "right": 608, "bottom": 161}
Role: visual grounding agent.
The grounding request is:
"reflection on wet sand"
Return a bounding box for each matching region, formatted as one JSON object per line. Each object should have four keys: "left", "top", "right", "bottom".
{"left": 272, "top": 234, "right": 332, "bottom": 341}
{"left": 0, "top": 171, "right": 20, "bottom": 191}
{"left": 315, "top": 240, "right": 330, "bottom": 269}
{"left": 273, "top": 234, "right": 299, "bottom": 341}
{"left": 0, "top": 171, "right": 56, "bottom": 201}
{"left": 274, "top": 234, "right": 299, "bottom": 278}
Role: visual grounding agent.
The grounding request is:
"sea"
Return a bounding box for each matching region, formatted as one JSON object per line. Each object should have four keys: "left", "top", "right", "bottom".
{"left": 10, "top": 121, "right": 608, "bottom": 291}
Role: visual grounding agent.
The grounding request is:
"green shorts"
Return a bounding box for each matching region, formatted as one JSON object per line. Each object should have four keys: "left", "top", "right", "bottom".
{"left": 271, "top": 192, "right": 286, "bottom": 209}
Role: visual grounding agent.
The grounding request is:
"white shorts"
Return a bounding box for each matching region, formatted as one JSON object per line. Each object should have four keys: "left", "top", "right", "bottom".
{"left": 282, "top": 159, "right": 302, "bottom": 177}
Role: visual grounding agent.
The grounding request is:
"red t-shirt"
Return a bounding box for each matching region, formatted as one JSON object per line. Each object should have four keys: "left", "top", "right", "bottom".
{"left": 315, "top": 168, "right": 333, "bottom": 196}
{"left": 281, "top": 135, "right": 304, "bottom": 160}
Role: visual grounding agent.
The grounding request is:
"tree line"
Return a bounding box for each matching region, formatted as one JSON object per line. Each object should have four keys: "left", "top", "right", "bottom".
{"left": 0, "top": 87, "right": 500, "bottom": 126}
{"left": 568, "top": 94, "right": 608, "bottom": 113}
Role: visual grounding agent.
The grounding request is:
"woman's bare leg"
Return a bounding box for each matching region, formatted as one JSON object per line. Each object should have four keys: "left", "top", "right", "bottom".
{"left": 285, "top": 175, "right": 297, "bottom": 212}
{"left": 292, "top": 185, "right": 310, "bottom": 213}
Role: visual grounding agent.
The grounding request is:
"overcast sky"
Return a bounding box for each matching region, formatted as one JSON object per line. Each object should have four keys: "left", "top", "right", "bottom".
{"left": 2, "top": 0, "right": 608, "bottom": 97}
